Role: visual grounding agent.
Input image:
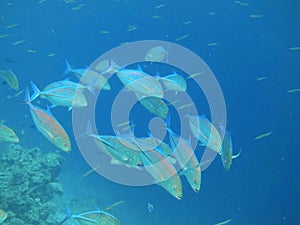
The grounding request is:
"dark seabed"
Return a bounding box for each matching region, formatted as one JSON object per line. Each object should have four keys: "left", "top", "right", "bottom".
{"left": 0, "top": 0, "right": 299, "bottom": 225}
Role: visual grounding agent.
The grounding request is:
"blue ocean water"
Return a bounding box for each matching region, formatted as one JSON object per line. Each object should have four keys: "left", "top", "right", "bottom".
{"left": 0, "top": 0, "right": 299, "bottom": 225}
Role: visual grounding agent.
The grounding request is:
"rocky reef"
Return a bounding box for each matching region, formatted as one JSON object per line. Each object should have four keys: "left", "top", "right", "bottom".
{"left": 0, "top": 144, "right": 64, "bottom": 225}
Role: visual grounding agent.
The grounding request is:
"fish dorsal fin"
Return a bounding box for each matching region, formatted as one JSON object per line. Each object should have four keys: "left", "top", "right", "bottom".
{"left": 46, "top": 105, "right": 54, "bottom": 116}
{"left": 232, "top": 148, "right": 242, "bottom": 159}
{"left": 136, "top": 64, "right": 143, "bottom": 71}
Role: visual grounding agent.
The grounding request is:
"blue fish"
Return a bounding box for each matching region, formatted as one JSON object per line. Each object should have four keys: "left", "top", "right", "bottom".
{"left": 30, "top": 81, "right": 87, "bottom": 110}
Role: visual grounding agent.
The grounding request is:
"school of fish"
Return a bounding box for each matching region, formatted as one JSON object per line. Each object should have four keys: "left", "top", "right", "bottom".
{"left": 0, "top": 46, "right": 242, "bottom": 203}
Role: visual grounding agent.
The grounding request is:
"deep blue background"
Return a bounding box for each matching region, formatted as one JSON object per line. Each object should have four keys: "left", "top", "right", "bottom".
{"left": 0, "top": 0, "right": 299, "bottom": 224}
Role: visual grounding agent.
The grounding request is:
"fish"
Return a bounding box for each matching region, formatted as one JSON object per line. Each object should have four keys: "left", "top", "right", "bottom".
{"left": 158, "top": 72, "right": 187, "bottom": 92}
{"left": 217, "top": 126, "right": 241, "bottom": 171}
{"left": 0, "top": 209, "right": 7, "bottom": 224}
{"left": 234, "top": 1, "right": 249, "bottom": 6}
{"left": 63, "top": 60, "right": 111, "bottom": 90}
{"left": 105, "top": 200, "right": 125, "bottom": 211}
{"left": 288, "top": 88, "right": 300, "bottom": 93}
{"left": 11, "top": 39, "right": 25, "bottom": 46}
{"left": 89, "top": 134, "right": 143, "bottom": 167}
{"left": 5, "top": 23, "right": 18, "bottom": 29}
{"left": 289, "top": 47, "right": 300, "bottom": 51}
{"left": 24, "top": 88, "right": 71, "bottom": 152}
{"left": 99, "top": 30, "right": 109, "bottom": 34}
{"left": 0, "top": 123, "right": 19, "bottom": 143}
{"left": 144, "top": 46, "right": 167, "bottom": 62}
{"left": 48, "top": 53, "right": 56, "bottom": 57}
{"left": 186, "top": 72, "right": 204, "bottom": 79}
{"left": 30, "top": 81, "right": 88, "bottom": 110}
{"left": 175, "top": 34, "right": 189, "bottom": 41}
{"left": 208, "top": 42, "right": 219, "bottom": 46}
{"left": 147, "top": 202, "right": 154, "bottom": 213}
{"left": 127, "top": 24, "right": 138, "bottom": 32}
{"left": 81, "top": 165, "right": 100, "bottom": 177}
{"left": 256, "top": 76, "right": 267, "bottom": 81}
{"left": 187, "top": 114, "right": 222, "bottom": 153}
{"left": 152, "top": 15, "right": 163, "bottom": 19}
{"left": 254, "top": 131, "right": 272, "bottom": 140}
{"left": 59, "top": 209, "right": 121, "bottom": 225}
{"left": 155, "top": 4, "right": 165, "bottom": 8}
{"left": 0, "top": 69, "right": 19, "bottom": 90}
{"left": 27, "top": 49, "right": 37, "bottom": 53}
{"left": 134, "top": 139, "right": 183, "bottom": 199}
{"left": 250, "top": 14, "right": 263, "bottom": 18}
{"left": 0, "top": 34, "right": 10, "bottom": 39}
{"left": 167, "top": 118, "right": 201, "bottom": 192}
{"left": 184, "top": 20, "right": 192, "bottom": 25}
{"left": 137, "top": 95, "right": 169, "bottom": 119}
{"left": 215, "top": 218, "right": 232, "bottom": 225}
{"left": 116, "top": 67, "right": 163, "bottom": 98}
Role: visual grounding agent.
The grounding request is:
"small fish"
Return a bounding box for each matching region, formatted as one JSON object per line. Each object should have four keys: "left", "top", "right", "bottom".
{"left": 208, "top": 42, "right": 219, "bottom": 46}
{"left": 209, "top": 11, "right": 216, "bottom": 15}
{"left": 155, "top": 4, "right": 165, "bottom": 8}
{"left": 127, "top": 25, "right": 138, "bottom": 32}
{"left": 184, "top": 20, "right": 192, "bottom": 25}
{"left": 250, "top": 14, "right": 263, "bottom": 18}
{"left": 147, "top": 202, "right": 154, "bottom": 213}
{"left": 254, "top": 131, "right": 272, "bottom": 140}
{"left": 5, "top": 23, "right": 18, "bottom": 29}
{"left": 38, "top": 0, "right": 47, "bottom": 3}
{"left": 0, "top": 123, "right": 19, "bottom": 143}
{"left": 27, "top": 49, "right": 38, "bottom": 53}
{"left": 186, "top": 72, "right": 204, "bottom": 79}
{"left": 288, "top": 88, "right": 300, "bottom": 93}
{"left": 105, "top": 200, "right": 125, "bottom": 211}
{"left": 48, "top": 52, "right": 56, "bottom": 57}
{"left": 11, "top": 39, "right": 25, "bottom": 46}
{"left": 215, "top": 218, "right": 232, "bottom": 225}
{"left": 234, "top": 1, "right": 249, "bottom": 6}
{"left": 152, "top": 15, "right": 163, "bottom": 19}
{"left": 144, "top": 46, "right": 167, "bottom": 62}
{"left": 289, "top": 47, "right": 300, "bottom": 51}
{"left": 100, "top": 30, "right": 109, "bottom": 34}
{"left": 0, "top": 69, "right": 19, "bottom": 90}
{"left": 0, "top": 34, "right": 10, "bottom": 39}
{"left": 0, "top": 209, "right": 8, "bottom": 224}
{"left": 175, "top": 34, "right": 189, "bottom": 41}
{"left": 256, "top": 76, "right": 267, "bottom": 81}
{"left": 82, "top": 165, "right": 100, "bottom": 177}
{"left": 24, "top": 88, "right": 71, "bottom": 152}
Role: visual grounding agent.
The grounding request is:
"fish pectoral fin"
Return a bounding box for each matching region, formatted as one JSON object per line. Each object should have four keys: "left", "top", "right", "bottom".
{"left": 232, "top": 148, "right": 242, "bottom": 159}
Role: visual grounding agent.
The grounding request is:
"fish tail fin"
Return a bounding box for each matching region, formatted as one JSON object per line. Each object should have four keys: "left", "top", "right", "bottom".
{"left": 58, "top": 207, "right": 71, "bottom": 225}
{"left": 232, "top": 148, "right": 242, "bottom": 159}
{"left": 63, "top": 59, "right": 72, "bottom": 76}
{"left": 29, "top": 81, "right": 40, "bottom": 101}
{"left": 24, "top": 87, "right": 31, "bottom": 104}
{"left": 75, "top": 120, "right": 92, "bottom": 139}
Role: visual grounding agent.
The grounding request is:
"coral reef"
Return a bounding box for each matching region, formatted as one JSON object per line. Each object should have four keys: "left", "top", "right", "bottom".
{"left": 0, "top": 144, "right": 64, "bottom": 225}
